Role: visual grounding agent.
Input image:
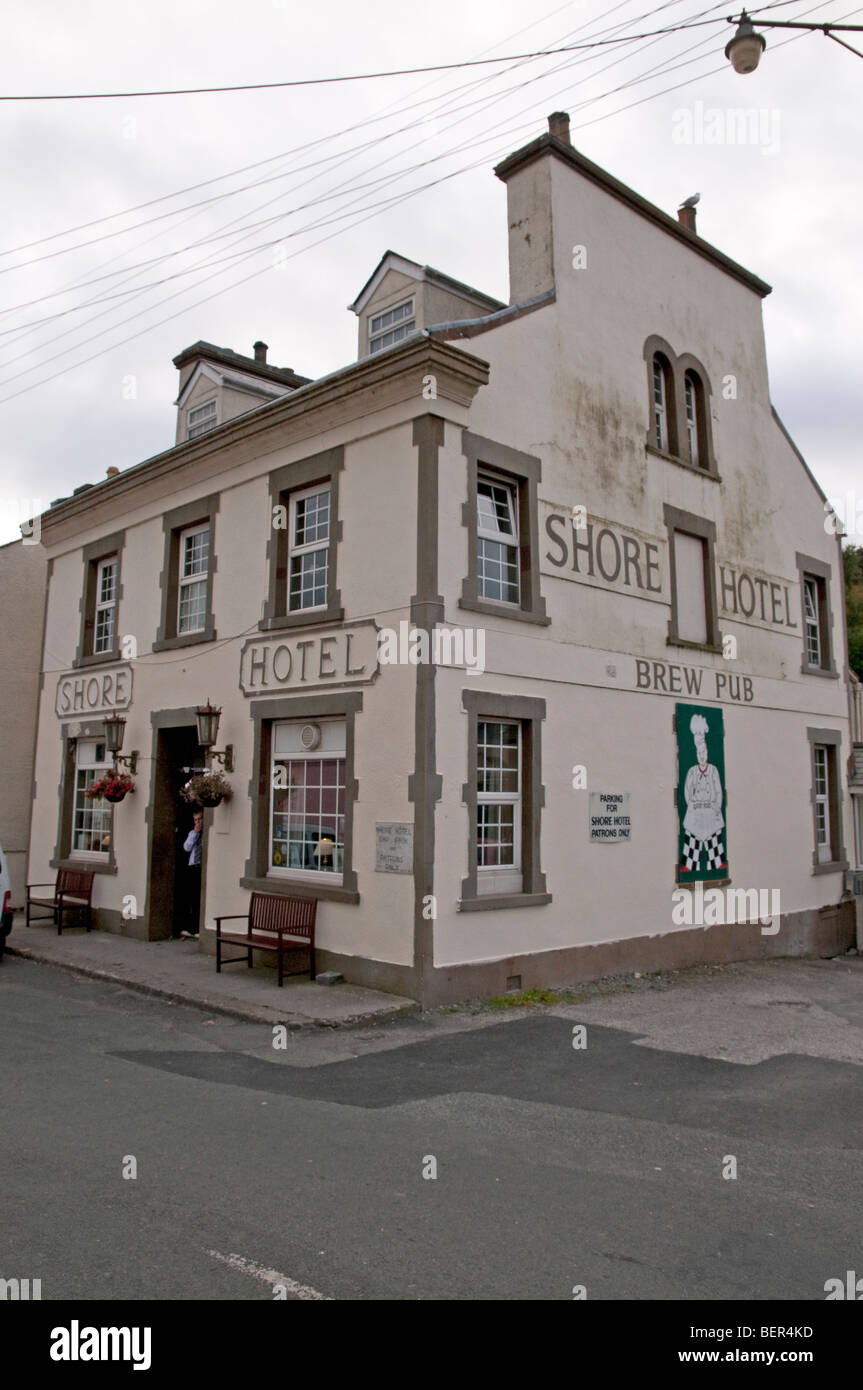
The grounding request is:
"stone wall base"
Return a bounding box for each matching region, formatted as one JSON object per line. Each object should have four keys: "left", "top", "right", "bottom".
{"left": 93, "top": 901, "right": 855, "bottom": 1007}
{"left": 421, "top": 901, "right": 855, "bottom": 1007}
{"left": 93, "top": 908, "right": 150, "bottom": 941}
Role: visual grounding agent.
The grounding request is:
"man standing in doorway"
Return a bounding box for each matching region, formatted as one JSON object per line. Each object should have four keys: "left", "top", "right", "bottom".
{"left": 179, "top": 808, "right": 203, "bottom": 940}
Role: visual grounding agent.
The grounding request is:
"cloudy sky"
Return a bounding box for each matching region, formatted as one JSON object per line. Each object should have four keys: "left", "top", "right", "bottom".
{"left": 0, "top": 0, "right": 860, "bottom": 545}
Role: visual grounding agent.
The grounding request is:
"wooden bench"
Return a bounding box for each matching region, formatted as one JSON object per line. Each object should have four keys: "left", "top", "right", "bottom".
{"left": 215, "top": 892, "right": 317, "bottom": 986}
{"left": 26, "top": 868, "right": 95, "bottom": 934}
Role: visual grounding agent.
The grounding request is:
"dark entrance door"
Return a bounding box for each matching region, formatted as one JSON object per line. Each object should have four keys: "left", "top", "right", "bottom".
{"left": 149, "top": 725, "right": 203, "bottom": 940}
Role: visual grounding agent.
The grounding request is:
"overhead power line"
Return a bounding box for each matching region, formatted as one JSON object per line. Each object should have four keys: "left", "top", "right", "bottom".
{"left": 0, "top": 20, "right": 738, "bottom": 100}
{"left": 0, "top": 0, "right": 837, "bottom": 400}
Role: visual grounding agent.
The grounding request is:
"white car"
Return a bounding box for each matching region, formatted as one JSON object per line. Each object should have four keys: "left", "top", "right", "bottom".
{"left": 0, "top": 844, "right": 12, "bottom": 958}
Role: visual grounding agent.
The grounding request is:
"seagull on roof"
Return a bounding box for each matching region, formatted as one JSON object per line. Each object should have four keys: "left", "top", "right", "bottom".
{"left": 679, "top": 192, "right": 701, "bottom": 209}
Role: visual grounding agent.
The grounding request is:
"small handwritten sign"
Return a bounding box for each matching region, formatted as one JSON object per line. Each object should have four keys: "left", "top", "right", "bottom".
{"left": 375, "top": 822, "right": 414, "bottom": 874}
{"left": 589, "top": 792, "right": 632, "bottom": 843}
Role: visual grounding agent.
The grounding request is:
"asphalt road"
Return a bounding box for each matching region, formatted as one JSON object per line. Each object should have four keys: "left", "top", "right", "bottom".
{"left": 2, "top": 954, "right": 862, "bottom": 1301}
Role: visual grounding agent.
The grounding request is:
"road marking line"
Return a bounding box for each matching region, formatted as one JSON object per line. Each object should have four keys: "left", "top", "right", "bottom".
{"left": 205, "top": 1248, "right": 330, "bottom": 1300}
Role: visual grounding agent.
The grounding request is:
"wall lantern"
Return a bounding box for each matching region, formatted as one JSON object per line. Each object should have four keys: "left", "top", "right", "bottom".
{"left": 195, "top": 701, "right": 233, "bottom": 772}
{"left": 103, "top": 712, "right": 138, "bottom": 773}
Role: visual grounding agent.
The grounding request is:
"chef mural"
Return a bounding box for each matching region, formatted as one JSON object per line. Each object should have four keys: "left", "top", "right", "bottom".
{"left": 676, "top": 703, "right": 728, "bottom": 882}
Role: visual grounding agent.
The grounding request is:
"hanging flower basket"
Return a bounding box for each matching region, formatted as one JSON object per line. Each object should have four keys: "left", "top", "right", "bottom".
{"left": 85, "top": 772, "right": 136, "bottom": 803}
{"left": 180, "top": 771, "right": 232, "bottom": 808}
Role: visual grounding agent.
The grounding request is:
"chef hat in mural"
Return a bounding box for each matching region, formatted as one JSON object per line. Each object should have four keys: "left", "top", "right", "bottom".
{"left": 689, "top": 714, "right": 709, "bottom": 737}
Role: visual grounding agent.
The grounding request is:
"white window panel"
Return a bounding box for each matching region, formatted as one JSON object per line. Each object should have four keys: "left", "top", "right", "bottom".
{"left": 94, "top": 556, "right": 118, "bottom": 655}
{"left": 177, "top": 524, "right": 209, "bottom": 634}
{"left": 288, "top": 485, "right": 330, "bottom": 611}
{"left": 673, "top": 531, "right": 708, "bottom": 644}
{"left": 477, "top": 476, "right": 519, "bottom": 604}
{"left": 804, "top": 577, "right": 821, "bottom": 666}
{"left": 653, "top": 356, "right": 669, "bottom": 452}
{"left": 187, "top": 399, "right": 217, "bottom": 439}
{"left": 72, "top": 739, "right": 111, "bottom": 860}
{"left": 270, "top": 720, "right": 347, "bottom": 879}
{"left": 814, "top": 744, "right": 831, "bottom": 863}
{"left": 685, "top": 373, "right": 699, "bottom": 466}
{"left": 369, "top": 298, "right": 415, "bottom": 353}
{"left": 476, "top": 720, "right": 522, "bottom": 885}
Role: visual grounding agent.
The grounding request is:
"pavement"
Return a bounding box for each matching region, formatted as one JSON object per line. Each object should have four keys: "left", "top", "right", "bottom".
{"left": 5, "top": 913, "right": 417, "bottom": 1028}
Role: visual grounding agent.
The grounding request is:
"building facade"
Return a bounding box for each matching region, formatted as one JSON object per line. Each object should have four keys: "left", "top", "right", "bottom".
{"left": 27, "top": 115, "right": 858, "bottom": 1004}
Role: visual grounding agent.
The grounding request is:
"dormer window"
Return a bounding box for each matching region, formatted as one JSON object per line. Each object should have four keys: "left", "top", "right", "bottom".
{"left": 368, "top": 298, "right": 415, "bottom": 354}
{"left": 187, "top": 399, "right": 217, "bottom": 440}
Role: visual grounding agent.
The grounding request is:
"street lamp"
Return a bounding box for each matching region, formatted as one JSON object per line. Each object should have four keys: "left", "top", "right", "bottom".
{"left": 726, "top": 11, "right": 863, "bottom": 73}
{"left": 725, "top": 14, "right": 766, "bottom": 73}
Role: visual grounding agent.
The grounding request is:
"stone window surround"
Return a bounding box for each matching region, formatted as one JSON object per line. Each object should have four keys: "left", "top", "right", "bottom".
{"left": 51, "top": 719, "right": 118, "bottom": 875}
{"left": 459, "top": 688, "right": 551, "bottom": 911}
{"left": 796, "top": 551, "right": 838, "bottom": 678}
{"left": 663, "top": 503, "right": 722, "bottom": 654}
{"left": 153, "top": 494, "right": 219, "bottom": 652}
{"left": 242, "top": 690, "right": 361, "bottom": 904}
{"left": 260, "top": 446, "right": 344, "bottom": 632}
{"left": 806, "top": 727, "right": 847, "bottom": 874}
{"left": 644, "top": 335, "right": 717, "bottom": 478}
{"left": 73, "top": 530, "right": 126, "bottom": 669}
{"left": 459, "top": 430, "right": 549, "bottom": 627}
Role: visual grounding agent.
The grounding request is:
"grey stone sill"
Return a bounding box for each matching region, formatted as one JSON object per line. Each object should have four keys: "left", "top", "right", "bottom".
{"left": 811, "top": 860, "right": 848, "bottom": 876}
{"left": 240, "top": 875, "right": 359, "bottom": 904}
{"left": 666, "top": 636, "right": 724, "bottom": 656}
{"left": 459, "top": 598, "right": 551, "bottom": 627}
{"left": 458, "top": 892, "right": 552, "bottom": 912}
{"left": 800, "top": 663, "right": 839, "bottom": 680}
{"left": 676, "top": 876, "right": 731, "bottom": 887}
{"left": 50, "top": 857, "right": 117, "bottom": 876}
{"left": 72, "top": 651, "right": 121, "bottom": 669}
{"left": 259, "top": 607, "right": 344, "bottom": 633}
{"left": 152, "top": 627, "right": 217, "bottom": 653}
{"left": 645, "top": 443, "right": 720, "bottom": 482}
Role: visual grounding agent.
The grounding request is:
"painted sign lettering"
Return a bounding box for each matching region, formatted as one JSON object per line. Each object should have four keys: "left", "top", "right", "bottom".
{"left": 718, "top": 565, "right": 798, "bottom": 631}
{"left": 542, "top": 503, "right": 667, "bottom": 600}
{"left": 240, "top": 621, "right": 379, "bottom": 696}
{"left": 55, "top": 665, "right": 133, "bottom": 718}
{"left": 635, "top": 658, "right": 755, "bottom": 704}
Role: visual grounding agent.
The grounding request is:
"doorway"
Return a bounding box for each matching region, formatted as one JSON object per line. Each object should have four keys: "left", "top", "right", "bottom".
{"left": 148, "top": 723, "right": 204, "bottom": 940}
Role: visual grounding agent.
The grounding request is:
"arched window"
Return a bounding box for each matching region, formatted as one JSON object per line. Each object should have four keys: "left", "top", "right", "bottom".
{"left": 684, "top": 369, "right": 704, "bottom": 467}
{"left": 652, "top": 353, "right": 672, "bottom": 453}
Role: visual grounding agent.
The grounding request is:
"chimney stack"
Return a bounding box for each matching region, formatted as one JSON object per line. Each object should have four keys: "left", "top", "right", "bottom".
{"left": 548, "top": 111, "right": 571, "bottom": 146}
{"left": 677, "top": 204, "right": 697, "bottom": 234}
{"left": 253, "top": 340, "right": 268, "bottom": 364}
{"left": 106, "top": 466, "right": 120, "bottom": 479}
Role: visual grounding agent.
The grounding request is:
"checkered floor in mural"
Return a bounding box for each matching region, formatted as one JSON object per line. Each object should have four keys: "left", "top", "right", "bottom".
{"left": 681, "top": 832, "right": 726, "bottom": 872}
